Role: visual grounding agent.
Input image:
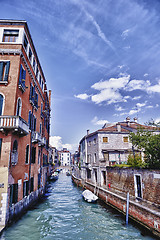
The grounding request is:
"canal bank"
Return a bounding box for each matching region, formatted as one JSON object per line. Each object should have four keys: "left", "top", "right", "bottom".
{"left": 1, "top": 171, "right": 156, "bottom": 240}
{"left": 72, "top": 174, "right": 160, "bottom": 239}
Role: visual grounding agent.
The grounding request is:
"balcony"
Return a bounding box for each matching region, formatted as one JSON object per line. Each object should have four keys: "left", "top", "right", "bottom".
{"left": 0, "top": 116, "right": 29, "bottom": 135}
{"left": 32, "top": 131, "right": 46, "bottom": 146}
{"left": 32, "top": 131, "right": 42, "bottom": 143}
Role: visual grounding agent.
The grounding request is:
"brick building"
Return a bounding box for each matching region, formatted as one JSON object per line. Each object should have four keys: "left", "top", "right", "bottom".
{"left": 0, "top": 20, "right": 51, "bottom": 229}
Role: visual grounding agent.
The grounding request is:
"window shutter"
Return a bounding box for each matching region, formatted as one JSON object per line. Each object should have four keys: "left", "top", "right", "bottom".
{"left": 22, "top": 68, "right": 26, "bottom": 88}
{"left": 0, "top": 94, "right": 3, "bottom": 115}
{"left": 19, "top": 64, "right": 22, "bottom": 85}
{"left": 32, "top": 87, "right": 35, "bottom": 102}
{"left": 4, "top": 61, "right": 10, "bottom": 81}
{"left": 29, "top": 84, "right": 32, "bottom": 101}
{"left": 0, "top": 62, "right": 4, "bottom": 81}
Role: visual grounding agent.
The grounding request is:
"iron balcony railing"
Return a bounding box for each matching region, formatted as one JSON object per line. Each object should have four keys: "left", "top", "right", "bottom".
{"left": 0, "top": 116, "right": 29, "bottom": 135}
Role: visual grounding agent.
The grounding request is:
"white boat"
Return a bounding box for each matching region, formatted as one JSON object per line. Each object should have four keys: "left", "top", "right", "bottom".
{"left": 49, "top": 171, "right": 59, "bottom": 181}
{"left": 82, "top": 189, "right": 98, "bottom": 203}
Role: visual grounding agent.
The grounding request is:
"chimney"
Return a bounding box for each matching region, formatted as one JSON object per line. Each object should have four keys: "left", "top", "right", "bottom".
{"left": 133, "top": 117, "right": 137, "bottom": 123}
{"left": 87, "top": 129, "right": 90, "bottom": 135}
{"left": 49, "top": 90, "right": 51, "bottom": 107}
{"left": 116, "top": 123, "right": 121, "bottom": 132}
{"left": 126, "top": 116, "right": 130, "bottom": 126}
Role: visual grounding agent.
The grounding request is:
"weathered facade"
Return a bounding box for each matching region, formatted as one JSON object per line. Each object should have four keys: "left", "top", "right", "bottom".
{"left": 0, "top": 20, "right": 51, "bottom": 230}
{"left": 79, "top": 117, "right": 159, "bottom": 186}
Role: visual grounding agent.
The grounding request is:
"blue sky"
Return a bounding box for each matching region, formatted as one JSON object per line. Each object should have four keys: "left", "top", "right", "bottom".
{"left": 1, "top": 0, "right": 160, "bottom": 152}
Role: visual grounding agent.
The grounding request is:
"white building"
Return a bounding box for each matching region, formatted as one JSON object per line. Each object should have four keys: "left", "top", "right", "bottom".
{"left": 58, "top": 148, "right": 71, "bottom": 166}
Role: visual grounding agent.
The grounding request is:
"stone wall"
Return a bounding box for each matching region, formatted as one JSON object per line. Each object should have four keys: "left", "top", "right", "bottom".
{"left": 106, "top": 167, "right": 160, "bottom": 205}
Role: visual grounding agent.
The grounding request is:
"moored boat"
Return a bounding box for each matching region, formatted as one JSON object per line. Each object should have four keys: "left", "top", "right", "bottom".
{"left": 82, "top": 189, "right": 98, "bottom": 203}
{"left": 49, "top": 171, "right": 59, "bottom": 181}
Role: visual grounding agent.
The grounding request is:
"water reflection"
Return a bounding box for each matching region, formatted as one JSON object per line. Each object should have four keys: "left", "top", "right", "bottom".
{"left": 1, "top": 172, "right": 156, "bottom": 240}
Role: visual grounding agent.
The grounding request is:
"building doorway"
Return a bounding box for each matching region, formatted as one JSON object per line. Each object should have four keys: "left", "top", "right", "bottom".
{"left": 134, "top": 174, "right": 142, "bottom": 199}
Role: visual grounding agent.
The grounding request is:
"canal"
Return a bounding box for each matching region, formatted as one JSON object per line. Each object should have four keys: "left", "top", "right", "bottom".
{"left": 1, "top": 171, "right": 156, "bottom": 240}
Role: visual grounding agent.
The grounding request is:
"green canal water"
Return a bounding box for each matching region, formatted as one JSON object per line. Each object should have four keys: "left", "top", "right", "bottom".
{"left": 1, "top": 171, "right": 156, "bottom": 240}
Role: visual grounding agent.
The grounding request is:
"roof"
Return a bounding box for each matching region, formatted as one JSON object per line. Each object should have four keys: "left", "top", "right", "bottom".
{"left": 79, "top": 119, "right": 160, "bottom": 143}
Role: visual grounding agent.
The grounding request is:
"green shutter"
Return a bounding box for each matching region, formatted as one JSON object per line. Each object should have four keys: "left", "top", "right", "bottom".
{"left": 4, "top": 61, "right": 10, "bottom": 81}
{"left": 0, "top": 62, "right": 4, "bottom": 81}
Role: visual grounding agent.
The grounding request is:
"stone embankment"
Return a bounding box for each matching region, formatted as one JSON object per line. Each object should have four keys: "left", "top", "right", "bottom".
{"left": 72, "top": 174, "right": 160, "bottom": 239}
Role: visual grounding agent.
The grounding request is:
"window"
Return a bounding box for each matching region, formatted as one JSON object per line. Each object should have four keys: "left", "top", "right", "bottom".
{"left": 0, "top": 61, "right": 10, "bottom": 82}
{"left": 28, "top": 111, "right": 32, "bottom": 130}
{"left": 10, "top": 183, "right": 18, "bottom": 205}
{"left": 33, "top": 58, "right": 35, "bottom": 71}
{"left": 36, "top": 66, "right": 39, "bottom": 79}
{"left": 39, "top": 75, "right": 42, "bottom": 86}
{"left": 38, "top": 149, "right": 41, "bottom": 164}
{"left": 29, "top": 84, "right": 35, "bottom": 104}
{"left": 16, "top": 98, "right": 22, "bottom": 116}
{"left": 13, "top": 140, "right": 18, "bottom": 153}
{"left": 25, "top": 145, "right": 29, "bottom": 164}
{"left": 3, "top": 29, "right": 19, "bottom": 42}
{"left": 0, "top": 94, "right": 4, "bottom": 115}
{"left": 40, "top": 123, "right": 42, "bottom": 134}
{"left": 43, "top": 154, "right": 48, "bottom": 166}
{"left": 23, "top": 181, "right": 29, "bottom": 197}
{"left": 31, "top": 147, "right": 36, "bottom": 164}
{"left": 30, "top": 177, "right": 34, "bottom": 192}
{"left": 123, "top": 137, "right": 129, "bottom": 143}
{"left": 38, "top": 174, "right": 41, "bottom": 189}
{"left": 94, "top": 138, "right": 96, "bottom": 144}
{"left": 29, "top": 47, "right": 32, "bottom": 61}
{"left": 34, "top": 92, "right": 38, "bottom": 109}
{"left": 103, "top": 152, "right": 109, "bottom": 161}
{"left": 88, "top": 141, "right": 91, "bottom": 146}
{"left": 18, "top": 64, "right": 26, "bottom": 91}
{"left": 0, "top": 138, "right": 2, "bottom": 159}
{"left": 23, "top": 34, "right": 28, "bottom": 50}
{"left": 103, "top": 137, "right": 108, "bottom": 143}
{"left": 94, "top": 153, "right": 97, "bottom": 163}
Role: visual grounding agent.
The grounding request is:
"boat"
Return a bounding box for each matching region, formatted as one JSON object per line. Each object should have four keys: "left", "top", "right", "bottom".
{"left": 82, "top": 189, "right": 98, "bottom": 203}
{"left": 49, "top": 171, "right": 59, "bottom": 181}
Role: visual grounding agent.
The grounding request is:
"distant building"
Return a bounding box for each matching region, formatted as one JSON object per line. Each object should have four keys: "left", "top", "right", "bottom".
{"left": 58, "top": 148, "right": 71, "bottom": 166}
{"left": 79, "top": 117, "right": 160, "bottom": 184}
{"left": 0, "top": 20, "right": 51, "bottom": 228}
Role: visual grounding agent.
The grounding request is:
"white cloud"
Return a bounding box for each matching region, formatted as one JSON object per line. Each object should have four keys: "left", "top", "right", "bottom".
{"left": 133, "top": 96, "right": 141, "bottom": 100}
{"left": 144, "top": 73, "right": 149, "bottom": 77}
{"left": 136, "top": 102, "right": 146, "bottom": 108}
{"left": 91, "top": 75, "right": 130, "bottom": 104}
{"left": 74, "top": 93, "right": 89, "bottom": 100}
{"left": 147, "top": 80, "right": 160, "bottom": 93}
{"left": 91, "top": 116, "right": 109, "bottom": 126}
{"left": 115, "top": 105, "right": 125, "bottom": 111}
{"left": 121, "top": 29, "right": 131, "bottom": 39}
{"left": 129, "top": 109, "right": 140, "bottom": 115}
{"left": 50, "top": 136, "right": 77, "bottom": 153}
{"left": 146, "top": 105, "right": 153, "bottom": 109}
{"left": 125, "top": 79, "right": 150, "bottom": 91}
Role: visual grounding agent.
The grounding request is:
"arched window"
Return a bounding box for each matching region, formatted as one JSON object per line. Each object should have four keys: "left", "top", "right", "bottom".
{"left": 0, "top": 94, "right": 4, "bottom": 115}
{"left": 16, "top": 98, "right": 22, "bottom": 116}
{"left": 13, "top": 140, "right": 18, "bottom": 153}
